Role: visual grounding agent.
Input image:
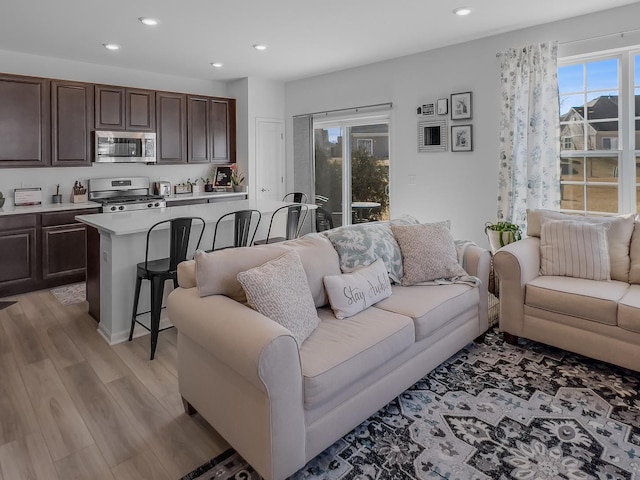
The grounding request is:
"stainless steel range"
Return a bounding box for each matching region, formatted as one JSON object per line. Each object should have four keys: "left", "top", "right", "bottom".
{"left": 88, "top": 177, "right": 167, "bottom": 213}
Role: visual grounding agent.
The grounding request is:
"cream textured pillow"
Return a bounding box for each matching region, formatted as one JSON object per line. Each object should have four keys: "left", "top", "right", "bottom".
{"left": 540, "top": 220, "right": 611, "bottom": 280}
{"left": 323, "top": 258, "right": 392, "bottom": 319}
{"left": 391, "top": 223, "right": 467, "bottom": 286}
{"left": 237, "top": 250, "right": 319, "bottom": 347}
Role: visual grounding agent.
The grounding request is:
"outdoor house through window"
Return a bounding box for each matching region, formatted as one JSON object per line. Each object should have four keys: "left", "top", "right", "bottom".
{"left": 314, "top": 115, "right": 390, "bottom": 227}
{"left": 558, "top": 49, "right": 640, "bottom": 214}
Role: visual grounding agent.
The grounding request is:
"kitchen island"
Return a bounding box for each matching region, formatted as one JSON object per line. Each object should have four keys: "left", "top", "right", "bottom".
{"left": 76, "top": 199, "right": 312, "bottom": 345}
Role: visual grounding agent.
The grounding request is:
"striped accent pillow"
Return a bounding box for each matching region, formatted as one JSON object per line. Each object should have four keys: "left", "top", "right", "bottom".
{"left": 540, "top": 220, "right": 611, "bottom": 280}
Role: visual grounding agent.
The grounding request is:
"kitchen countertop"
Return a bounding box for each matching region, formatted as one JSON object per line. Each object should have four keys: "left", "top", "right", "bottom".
{"left": 0, "top": 201, "right": 102, "bottom": 217}
{"left": 164, "top": 191, "right": 247, "bottom": 201}
{"left": 76, "top": 199, "right": 315, "bottom": 236}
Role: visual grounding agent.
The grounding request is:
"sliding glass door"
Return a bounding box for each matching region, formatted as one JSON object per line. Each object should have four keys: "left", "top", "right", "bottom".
{"left": 314, "top": 116, "right": 389, "bottom": 228}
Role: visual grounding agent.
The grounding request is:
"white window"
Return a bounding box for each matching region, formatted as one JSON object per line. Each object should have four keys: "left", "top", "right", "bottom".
{"left": 558, "top": 49, "right": 639, "bottom": 214}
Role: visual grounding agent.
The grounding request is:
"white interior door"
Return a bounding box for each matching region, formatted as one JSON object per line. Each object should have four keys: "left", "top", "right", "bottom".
{"left": 255, "top": 118, "right": 284, "bottom": 202}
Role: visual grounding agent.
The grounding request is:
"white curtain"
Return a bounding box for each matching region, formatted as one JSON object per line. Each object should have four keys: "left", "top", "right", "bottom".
{"left": 497, "top": 42, "right": 560, "bottom": 228}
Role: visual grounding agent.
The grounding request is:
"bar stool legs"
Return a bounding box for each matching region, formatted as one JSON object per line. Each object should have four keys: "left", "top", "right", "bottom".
{"left": 129, "top": 276, "right": 143, "bottom": 342}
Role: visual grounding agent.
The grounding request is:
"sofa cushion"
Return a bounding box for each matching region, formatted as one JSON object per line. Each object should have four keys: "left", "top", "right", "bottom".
{"left": 391, "top": 222, "right": 467, "bottom": 285}
{"left": 322, "top": 216, "right": 421, "bottom": 284}
{"left": 525, "top": 276, "right": 629, "bottom": 326}
{"left": 282, "top": 233, "right": 342, "bottom": 307}
{"left": 237, "top": 250, "right": 319, "bottom": 347}
{"left": 539, "top": 220, "right": 610, "bottom": 281}
{"left": 194, "top": 233, "right": 340, "bottom": 307}
{"left": 300, "top": 306, "right": 414, "bottom": 409}
{"left": 619, "top": 285, "right": 640, "bottom": 333}
{"left": 323, "top": 258, "right": 392, "bottom": 319}
{"left": 527, "top": 209, "right": 635, "bottom": 282}
{"left": 629, "top": 218, "right": 640, "bottom": 284}
{"left": 374, "top": 284, "right": 479, "bottom": 341}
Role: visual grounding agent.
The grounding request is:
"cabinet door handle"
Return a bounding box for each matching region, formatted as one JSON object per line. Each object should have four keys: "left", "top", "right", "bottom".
{"left": 261, "top": 188, "right": 269, "bottom": 192}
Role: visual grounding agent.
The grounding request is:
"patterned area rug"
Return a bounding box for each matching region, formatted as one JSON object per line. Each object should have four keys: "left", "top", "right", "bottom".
{"left": 182, "top": 330, "right": 640, "bottom": 480}
{"left": 50, "top": 282, "right": 86, "bottom": 305}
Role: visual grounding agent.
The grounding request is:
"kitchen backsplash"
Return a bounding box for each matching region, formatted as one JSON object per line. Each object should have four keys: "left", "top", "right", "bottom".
{"left": 0, "top": 163, "right": 216, "bottom": 206}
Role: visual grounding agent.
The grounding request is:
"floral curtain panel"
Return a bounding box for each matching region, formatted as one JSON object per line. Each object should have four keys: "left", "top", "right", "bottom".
{"left": 497, "top": 42, "right": 560, "bottom": 229}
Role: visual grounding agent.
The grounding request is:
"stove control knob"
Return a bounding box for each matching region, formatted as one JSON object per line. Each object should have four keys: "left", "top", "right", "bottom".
{"left": 148, "top": 203, "right": 153, "bottom": 208}
{"left": 118, "top": 206, "right": 124, "bottom": 211}
{"left": 154, "top": 202, "right": 160, "bottom": 207}
{"left": 110, "top": 206, "right": 117, "bottom": 211}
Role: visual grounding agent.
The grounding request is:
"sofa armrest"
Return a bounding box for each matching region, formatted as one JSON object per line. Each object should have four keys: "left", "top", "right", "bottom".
{"left": 493, "top": 237, "right": 541, "bottom": 336}
{"left": 459, "top": 243, "right": 491, "bottom": 333}
{"left": 167, "top": 287, "right": 302, "bottom": 391}
{"left": 167, "top": 287, "right": 306, "bottom": 480}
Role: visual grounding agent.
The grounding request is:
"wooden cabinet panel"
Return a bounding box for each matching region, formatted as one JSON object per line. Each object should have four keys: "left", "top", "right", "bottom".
{"left": 51, "top": 80, "right": 93, "bottom": 166}
{"left": 156, "top": 92, "right": 187, "bottom": 164}
{"left": 126, "top": 88, "right": 155, "bottom": 131}
{"left": 187, "top": 96, "right": 210, "bottom": 163}
{"left": 42, "top": 224, "right": 87, "bottom": 280}
{"left": 86, "top": 226, "right": 100, "bottom": 322}
{"left": 0, "top": 74, "right": 50, "bottom": 167}
{"left": 95, "top": 85, "right": 125, "bottom": 130}
{"left": 0, "top": 227, "right": 37, "bottom": 289}
{"left": 211, "top": 100, "right": 230, "bottom": 163}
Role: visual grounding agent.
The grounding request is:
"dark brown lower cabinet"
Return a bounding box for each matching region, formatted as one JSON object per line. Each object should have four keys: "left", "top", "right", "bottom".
{"left": 0, "top": 215, "right": 37, "bottom": 294}
{"left": 0, "top": 208, "right": 99, "bottom": 298}
{"left": 42, "top": 224, "right": 87, "bottom": 280}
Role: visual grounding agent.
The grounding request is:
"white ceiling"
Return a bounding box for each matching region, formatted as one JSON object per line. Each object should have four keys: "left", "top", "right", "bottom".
{"left": 1, "top": 0, "right": 638, "bottom": 83}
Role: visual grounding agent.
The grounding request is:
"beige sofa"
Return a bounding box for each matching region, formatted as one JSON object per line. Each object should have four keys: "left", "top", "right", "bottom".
{"left": 167, "top": 232, "right": 490, "bottom": 480}
{"left": 494, "top": 210, "right": 640, "bottom": 372}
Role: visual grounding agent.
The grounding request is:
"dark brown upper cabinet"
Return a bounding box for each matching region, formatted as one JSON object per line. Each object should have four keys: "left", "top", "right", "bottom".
{"left": 0, "top": 74, "right": 50, "bottom": 167}
{"left": 95, "top": 85, "right": 155, "bottom": 131}
{"left": 187, "top": 96, "right": 236, "bottom": 164}
{"left": 51, "top": 80, "right": 94, "bottom": 166}
{"left": 126, "top": 88, "right": 155, "bottom": 131}
{"left": 211, "top": 98, "right": 236, "bottom": 163}
{"left": 156, "top": 91, "right": 187, "bottom": 164}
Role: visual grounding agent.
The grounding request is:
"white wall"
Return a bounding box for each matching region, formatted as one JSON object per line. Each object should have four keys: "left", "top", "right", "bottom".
{"left": 229, "top": 77, "right": 286, "bottom": 199}
{"left": 0, "top": 49, "right": 228, "bottom": 204}
{"left": 284, "top": 3, "right": 640, "bottom": 246}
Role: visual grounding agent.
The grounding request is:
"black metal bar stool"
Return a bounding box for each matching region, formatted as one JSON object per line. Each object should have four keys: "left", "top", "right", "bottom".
{"left": 210, "top": 209, "right": 261, "bottom": 251}
{"left": 255, "top": 203, "right": 309, "bottom": 244}
{"left": 129, "top": 216, "right": 205, "bottom": 359}
{"left": 282, "top": 192, "right": 308, "bottom": 203}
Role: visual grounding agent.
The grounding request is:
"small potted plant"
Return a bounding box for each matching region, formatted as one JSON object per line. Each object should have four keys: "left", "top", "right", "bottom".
{"left": 187, "top": 178, "right": 200, "bottom": 194}
{"left": 230, "top": 165, "right": 246, "bottom": 192}
{"left": 203, "top": 178, "right": 214, "bottom": 192}
{"left": 484, "top": 221, "right": 522, "bottom": 254}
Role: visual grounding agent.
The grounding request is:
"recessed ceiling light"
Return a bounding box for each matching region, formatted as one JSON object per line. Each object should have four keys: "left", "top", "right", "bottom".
{"left": 252, "top": 44, "right": 268, "bottom": 51}
{"left": 210, "top": 62, "right": 224, "bottom": 68}
{"left": 138, "top": 17, "right": 158, "bottom": 26}
{"left": 453, "top": 7, "right": 472, "bottom": 16}
{"left": 103, "top": 43, "right": 121, "bottom": 51}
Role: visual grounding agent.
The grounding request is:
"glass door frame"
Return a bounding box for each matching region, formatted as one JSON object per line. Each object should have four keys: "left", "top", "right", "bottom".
{"left": 313, "top": 113, "right": 390, "bottom": 226}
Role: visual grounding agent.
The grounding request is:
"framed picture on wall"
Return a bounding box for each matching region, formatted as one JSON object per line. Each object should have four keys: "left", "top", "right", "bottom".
{"left": 418, "top": 119, "right": 447, "bottom": 152}
{"left": 450, "top": 91, "right": 472, "bottom": 120}
{"left": 437, "top": 98, "right": 448, "bottom": 115}
{"left": 451, "top": 124, "right": 473, "bottom": 152}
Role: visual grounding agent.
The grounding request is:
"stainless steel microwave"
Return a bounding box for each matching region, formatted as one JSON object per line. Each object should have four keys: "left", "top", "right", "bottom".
{"left": 94, "top": 131, "right": 157, "bottom": 163}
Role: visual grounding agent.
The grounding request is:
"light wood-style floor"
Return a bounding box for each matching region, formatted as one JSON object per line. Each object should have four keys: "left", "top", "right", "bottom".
{"left": 0, "top": 288, "right": 229, "bottom": 480}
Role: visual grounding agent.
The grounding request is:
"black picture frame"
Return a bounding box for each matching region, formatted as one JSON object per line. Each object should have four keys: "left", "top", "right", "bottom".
{"left": 437, "top": 98, "right": 448, "bottom": 115}
{"left": 451, "top": 124, "right": 473, "bottom": 152}
{"left": 450, "top": 92, "right": 472, "bottom": 120}
{"left": 214, "top": 166, "right": 232, "bottom": 186}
